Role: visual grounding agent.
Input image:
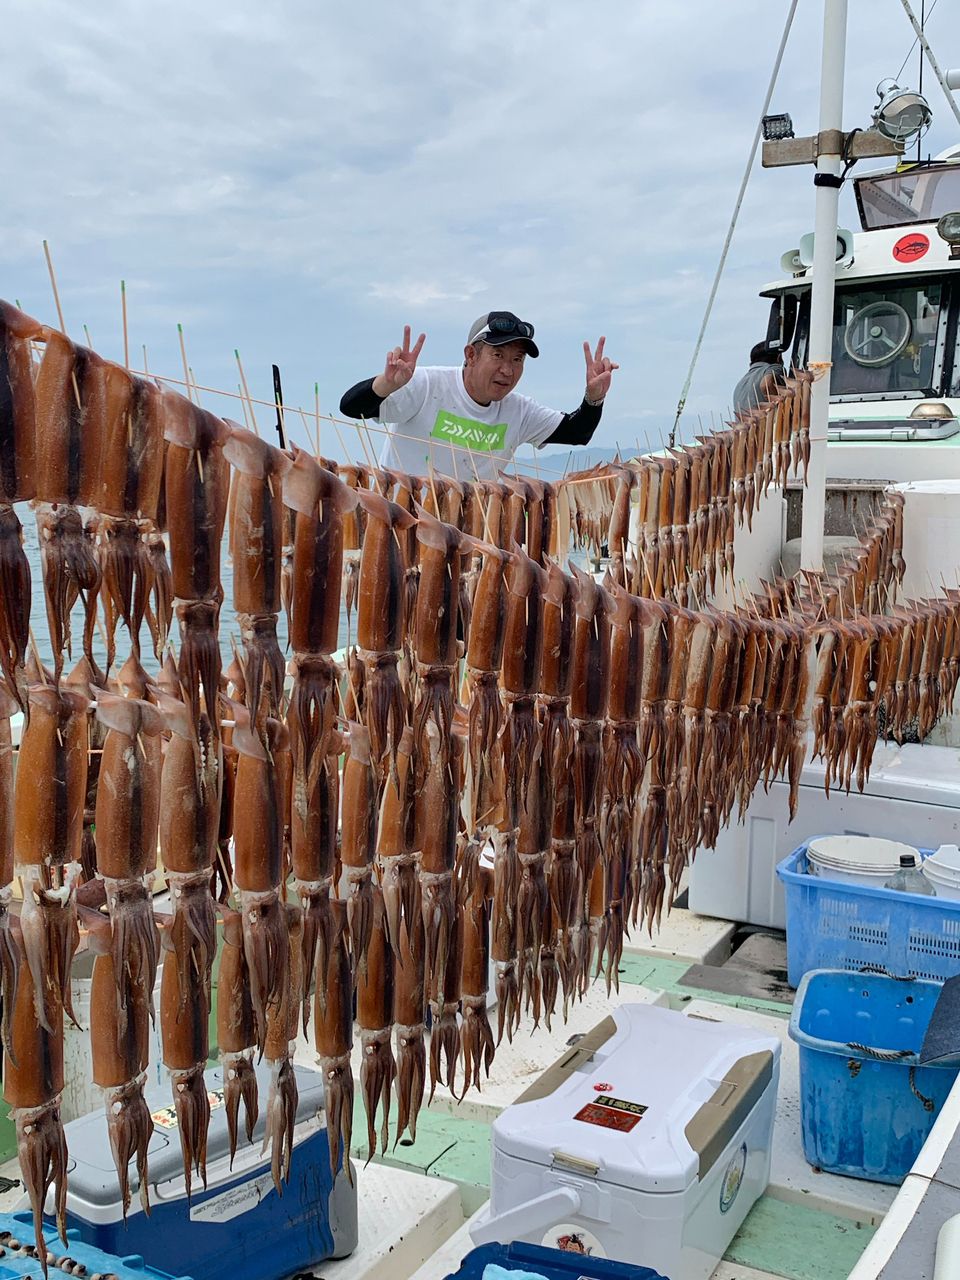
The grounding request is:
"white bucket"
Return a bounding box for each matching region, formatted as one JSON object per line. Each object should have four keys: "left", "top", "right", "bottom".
{"left": 807, "top": 835, "right": 916, "bottom": 888}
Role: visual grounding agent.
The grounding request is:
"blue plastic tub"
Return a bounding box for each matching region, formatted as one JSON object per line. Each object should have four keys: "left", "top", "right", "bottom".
{"left": 0, "top": 1210, "right": 192, "bottom": 1279}
{"left": 443, "top": 1241, "right": 667, "bottom": 1280}
{"left": 776, "top": 841, "right": 960, "bottom": 987}
{"left": 789, "top": 968, "right": 959, "bottom": 1183}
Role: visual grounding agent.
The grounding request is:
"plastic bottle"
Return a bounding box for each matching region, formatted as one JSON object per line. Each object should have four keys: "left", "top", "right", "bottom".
{"left": 884, "top": 853, "right": 936, "bottom": 896}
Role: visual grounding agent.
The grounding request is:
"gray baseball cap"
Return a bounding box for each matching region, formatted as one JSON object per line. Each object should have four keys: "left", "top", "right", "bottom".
{"left": 467, "top": 311, "right": 539, "bottom": 357}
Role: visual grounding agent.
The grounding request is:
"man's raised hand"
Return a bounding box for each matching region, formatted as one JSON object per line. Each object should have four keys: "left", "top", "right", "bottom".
{"left": 374, "top": 325, "right": 426, "bottom": 397}
{"left": 583, "top": 336, "right": 619, "bottom": 404}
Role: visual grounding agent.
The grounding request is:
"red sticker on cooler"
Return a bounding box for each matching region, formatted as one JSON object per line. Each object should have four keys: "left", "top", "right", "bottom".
{"left": 574, "top": 1094, "right": 646, "bottom": 1132}
{"left": 593, "top": 1082, "right": 613, "bottom": 1092}
{"left": 893, "top": 232, "right": 929, "bottom": 263}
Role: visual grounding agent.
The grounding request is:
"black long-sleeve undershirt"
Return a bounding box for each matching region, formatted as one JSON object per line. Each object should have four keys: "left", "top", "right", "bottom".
{"left": 338, "top": 377, "right": 603, "bottom": 447}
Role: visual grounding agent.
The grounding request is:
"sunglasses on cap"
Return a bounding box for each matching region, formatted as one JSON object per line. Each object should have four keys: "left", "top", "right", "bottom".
{"left": 482, "top": 311, "right": 534, "bottom": 340}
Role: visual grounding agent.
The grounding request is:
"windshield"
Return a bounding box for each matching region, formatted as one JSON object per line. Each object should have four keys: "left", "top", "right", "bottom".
{"left": 829, "top": 280, "right": 943, "bottom": 396}
{"left": 856, "top": 164, "right": 960, "bottom": 230}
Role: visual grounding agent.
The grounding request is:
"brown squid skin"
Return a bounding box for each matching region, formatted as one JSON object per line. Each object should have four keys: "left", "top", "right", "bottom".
{"left": 15, "top": 684, "right": 88, "bottom": 1032}
{"left": 492, "top": 827, "right": 521, "bottom": 1044}
{"left": 164, "top": 393, "right": 229, "bottom": 730}
{"left": 341, "top": 722, "right": 378, "bottom": 976}
{"left": 0, "top": 300, "right": 42, "bottom": 506}
{"left": 162, "top": 392, "right": 230, "bottom": 603}
{"left": 224, "top": 428, "right": 290, "bottom": 619}
{"left": 0, "top": 689, "right": 19, "bottom": 1061}
{"left": 159, "top": 924, "right": 211, "bottom": 1201}
{"left": 262, "top": 903, "right": 302, "bottom": 1194}
{"left": 34, "top": 330, "right": 106, "bottom": 508}
{"left": 5, "top": 957, "right": 68, "bottom": 1276}
{"left": 357, "top": 887, "right": 396, "bottom": 1159}
{"left": 231, "top": 705, "right": 290, "bottom": 1049}
{"left": 393, "top": 911, "right": 426, "bottom": 1146}
{"left": 89, "top": 939, "right": 153, "bottom": 1222}
{"left": 217, "top": 908, "right": 259, "bottom": 1164}
{"left": 459, "top": 880, "right": 495, "bottom": 1095}
{"left": 0, "top": 505, "right": 31, "bottom": 712}
{"left": 354, "top": 489, "right": 415, "bottom": 653}
{"left": 417, "top": 721, "right": 463, "bottom": 1006}
{"left": 315, "top": 898, "right": 354, "bottom": 1184}
{"left": 429, "top": 898, "right": 463, "bottom": 1103}
{"left": 283, "top": 447, "right": 359, "bottom": 649}
{"left": 377, "top": 725, "right": 418, "bottom": 955}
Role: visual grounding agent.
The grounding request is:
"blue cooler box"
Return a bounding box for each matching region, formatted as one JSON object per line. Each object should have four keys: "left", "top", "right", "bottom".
{"left": 789, "top": 969, "right": 959, "bottom": 1183}
{"left": 445, "top": 1240, "right": 668, "bottom": 1280}
{"left": 54, "top": 1063, "right": 357, "bottom": 1280}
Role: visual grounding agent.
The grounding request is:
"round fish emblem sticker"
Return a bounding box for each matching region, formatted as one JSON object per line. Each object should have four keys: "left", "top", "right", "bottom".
{"left": 892, "top": 232, "right": 930, "bottom": 263}
{"left": 720, "top": 1142, "right": 747, "bottom": 1214}
{"left": 542, "top": 1224, "right": 606, "bottom": 1258}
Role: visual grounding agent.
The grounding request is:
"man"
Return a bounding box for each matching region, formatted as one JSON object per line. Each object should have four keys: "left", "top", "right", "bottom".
{"left": 339, "top": 311, "right": 618, "bottom": 480}
{"left": 732, "top": 340, "right": 786, "bottom": 417}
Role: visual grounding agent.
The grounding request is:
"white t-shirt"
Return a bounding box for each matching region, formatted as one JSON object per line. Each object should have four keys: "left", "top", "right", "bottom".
{"left": 375, "top": 366, "right": 563, "bottom": 480}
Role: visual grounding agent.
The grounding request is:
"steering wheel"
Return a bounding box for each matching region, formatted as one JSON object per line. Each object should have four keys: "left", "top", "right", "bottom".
{"left": 843, "top": 301, "right": 912, "bottom": 368}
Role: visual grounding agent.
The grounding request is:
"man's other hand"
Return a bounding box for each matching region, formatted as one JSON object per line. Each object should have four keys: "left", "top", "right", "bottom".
{"left": 372, "top": 325, "right": 426, "bottom": 397}
{"left": 583, "top": 336, "right": 619, "bottom": 405}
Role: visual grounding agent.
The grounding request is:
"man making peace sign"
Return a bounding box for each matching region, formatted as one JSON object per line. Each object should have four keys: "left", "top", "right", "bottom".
{"left": 339, "top": 311, "right": 618, "bottom": 480}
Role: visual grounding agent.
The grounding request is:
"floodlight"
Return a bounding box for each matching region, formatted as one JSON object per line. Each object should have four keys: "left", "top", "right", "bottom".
{"left": 872, "top": 79, "right": 932, "bottom": 143}
{"left": 762, "top": 113, "right": 794, "bottom": 141}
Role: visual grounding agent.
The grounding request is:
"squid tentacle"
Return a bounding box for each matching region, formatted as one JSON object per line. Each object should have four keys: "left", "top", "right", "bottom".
{"left": 262, "top": 1057, "right": 298, "bottom": 1194}
{"left": 104, "top": 1074, "right": 154, "bottom": 1220}
{"left": 223, "top": 1049, "right": 259, "bottom": 1165}
{"left": 394, "top": 1024, "right": 426, "bottom": 1146}
{"left": 16, "top": 1099, "right": 69, "bottom": 1276}
{"left": 170, "top": 1065, "right": 210, "bottom": 1201}
{"left": 320, "top": 1052, "right": 354, "bottom": 1185}
{"left": 359, "top": 1027, "right": 396, "bottom": 1160}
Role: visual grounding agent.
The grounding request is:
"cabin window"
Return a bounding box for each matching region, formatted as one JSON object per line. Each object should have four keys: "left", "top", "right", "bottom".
{"left": 829, "top": 281, "right": 943, "bottom": 397}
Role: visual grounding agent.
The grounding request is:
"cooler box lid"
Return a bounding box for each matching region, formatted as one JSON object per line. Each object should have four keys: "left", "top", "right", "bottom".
{"left": 62, "top": 1062, "right": 325, "bottom": 1210}
{"left": 491, "top": 1004, "right": 779, "bottom": 1195}
{"left": 797, "top": 739, "right": 960, "bottom": 807}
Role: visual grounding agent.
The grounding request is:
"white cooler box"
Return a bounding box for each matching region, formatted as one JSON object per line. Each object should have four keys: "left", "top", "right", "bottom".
{"left": 688, "top": 740, "right": 960, "bottom": 929}
{"left": 470, "top": 1003, "right": 780, "bottom": 1280}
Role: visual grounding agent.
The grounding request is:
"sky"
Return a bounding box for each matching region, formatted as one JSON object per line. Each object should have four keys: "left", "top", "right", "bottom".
{"left": 2, "top": 0, "right": 959, "bottom": 476}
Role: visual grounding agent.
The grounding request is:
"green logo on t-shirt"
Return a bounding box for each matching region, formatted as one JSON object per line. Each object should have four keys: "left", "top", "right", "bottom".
{"left": 431, "top": 410, "right": 507, "bottom": 452}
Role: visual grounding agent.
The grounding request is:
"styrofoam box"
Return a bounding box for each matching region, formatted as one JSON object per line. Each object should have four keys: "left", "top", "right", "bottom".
{"left": 688, "top": 740, "right": 960, "bottom": 929}
{"left": 470, "top": 1003, "right": 780, "bottom": 1280}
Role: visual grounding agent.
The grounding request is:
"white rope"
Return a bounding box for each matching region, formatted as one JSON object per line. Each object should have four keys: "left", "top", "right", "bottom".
{"left": 670, "top": 0, "right": 800, "bottom": 445}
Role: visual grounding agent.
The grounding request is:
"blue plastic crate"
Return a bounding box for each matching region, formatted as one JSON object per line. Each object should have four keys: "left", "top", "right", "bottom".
{"left": 444, "top": 1241, "right": 668, "bottom": 1280}
{"left": 776, "top": 840, "right": 960, "bottom": 987}
{"left": 789, "top": 969, "right": 959, "bottom": 1184}
{"left": 0, "top": 1210, "right": 192, "bottom": 1279}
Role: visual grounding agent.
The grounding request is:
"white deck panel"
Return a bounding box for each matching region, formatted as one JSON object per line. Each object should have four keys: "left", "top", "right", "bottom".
{"left": 624, "top": 905, "right": 735, "bottom": 966}
{"left": 682, "top": 1000, "right": 897, "bottom": 1225}
{"left": 309, "top": 1161, "right": 464, "bottom": 1280}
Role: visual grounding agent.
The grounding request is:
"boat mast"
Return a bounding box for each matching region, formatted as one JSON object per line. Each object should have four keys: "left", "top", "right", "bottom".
{"left": 800, "top": 0, "right": 848, "bottom": 574}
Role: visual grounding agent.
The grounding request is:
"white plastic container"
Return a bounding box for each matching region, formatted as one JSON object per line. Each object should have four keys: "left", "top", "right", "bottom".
{"left": 470, "top": 1003, "right": 781, "bottom": 1280}
{"left": 807, "top": 835, "right": 915, "bottom": 888}
{"left": 921, "top": 847, "right": 960, "bottom": 900}
{"left": 688, "top": 740, "right": 960, "bottom": 928}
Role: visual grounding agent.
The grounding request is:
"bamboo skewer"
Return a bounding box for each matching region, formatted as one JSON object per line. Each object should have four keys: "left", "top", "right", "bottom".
{"left": 121, "top": 279, "right": 129, "bottom": 370}
{"left": 235, "top": 349, "right": 259, "bottom": 436}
